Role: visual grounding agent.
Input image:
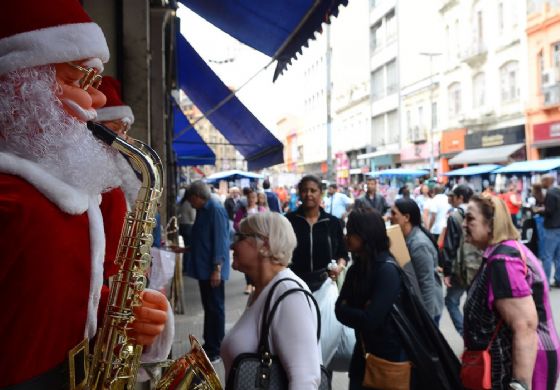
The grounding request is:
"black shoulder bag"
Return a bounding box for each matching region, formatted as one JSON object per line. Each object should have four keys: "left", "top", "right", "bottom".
{"left": 226, "top": 277, "right": 332, "bottom": 390}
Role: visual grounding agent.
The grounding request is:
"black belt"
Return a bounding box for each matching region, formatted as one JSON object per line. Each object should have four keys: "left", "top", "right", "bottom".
{"left": 3, "top": 341, "right": 87, "bottom": 390}
{"left": 2, "top": 360, "right": 69, "bottom": 390}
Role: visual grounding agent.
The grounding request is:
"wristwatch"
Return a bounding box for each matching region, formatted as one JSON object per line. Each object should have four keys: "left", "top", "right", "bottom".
{"left": 213, "top": 264, "right": 222, "bottom": 273}
{"left": 509, "top": 379, "right": 529, "bottom": 390}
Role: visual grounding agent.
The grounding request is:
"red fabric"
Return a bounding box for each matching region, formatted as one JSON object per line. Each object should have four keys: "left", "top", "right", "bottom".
{"left": 503, "top": 192, "right": 521, "bottom": 215}
{"left": 0, "top": 0, "right": 91, "bottom": 39}
{"left": 0, "top": 173, "right": 92, "bottom": 386}
{"left": 98, "top": 76, "right": 125, "bottom": 109}
{"left": 100, "top": 188, "right": 127, "bottom": 279}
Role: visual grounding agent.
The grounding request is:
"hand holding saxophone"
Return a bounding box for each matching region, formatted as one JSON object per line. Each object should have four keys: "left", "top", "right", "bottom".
{"left": 130, "top": 290, "right": 169, "bottom": 345}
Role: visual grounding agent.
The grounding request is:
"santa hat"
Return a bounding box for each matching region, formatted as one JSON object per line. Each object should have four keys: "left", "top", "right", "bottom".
{"left": 0, "top": 0, "right": 110, "bottom": 76}
{"left": 96, "top": 76, "right": 135, "bottom": 124}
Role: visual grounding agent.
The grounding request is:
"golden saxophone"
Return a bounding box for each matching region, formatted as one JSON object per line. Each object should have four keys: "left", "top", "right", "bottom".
{"left": 84, "top": 122, "right": 222, "bottom": 390}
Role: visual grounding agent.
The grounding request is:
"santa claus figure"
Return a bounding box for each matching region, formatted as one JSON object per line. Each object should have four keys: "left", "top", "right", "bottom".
{"left": 0, "top": 1, "right": 170, "bottom": 387}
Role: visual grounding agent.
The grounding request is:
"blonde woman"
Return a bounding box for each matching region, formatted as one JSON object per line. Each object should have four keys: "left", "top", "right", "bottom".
{"left": 463, "top": 195, "right": 559, "bottom": 390}
{"left": 221, "top": 212, "right": 322, "bottom": 389}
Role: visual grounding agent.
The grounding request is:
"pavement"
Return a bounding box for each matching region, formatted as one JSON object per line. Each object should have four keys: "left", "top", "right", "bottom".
{"left": 170, "top": 267, "right": 560, "bottom": 390}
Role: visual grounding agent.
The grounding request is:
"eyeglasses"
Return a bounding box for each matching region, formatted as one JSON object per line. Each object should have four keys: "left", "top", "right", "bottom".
{"left": 232, "top": 232, "right": 261, "bottom": 245}
{"left": 66, "top": 62, "right": 102, "bottom": 91}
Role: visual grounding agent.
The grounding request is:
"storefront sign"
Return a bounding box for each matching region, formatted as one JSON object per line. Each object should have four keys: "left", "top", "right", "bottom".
{"left": 441, "top": 128, "right": 466, "bottom": 154}
{"left": 466, "top": 125, "right": 525, "bottom": 149}
{"left": 534, "top": 120, "right": 560, "bottom": 142}
{"left": 481, "top": 134, "right": 504, "bottom": 147}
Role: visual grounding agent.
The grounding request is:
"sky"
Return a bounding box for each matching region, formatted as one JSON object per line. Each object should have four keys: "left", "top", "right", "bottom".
{"left": 177, "top": 4, "right": 303, "bottom": 132}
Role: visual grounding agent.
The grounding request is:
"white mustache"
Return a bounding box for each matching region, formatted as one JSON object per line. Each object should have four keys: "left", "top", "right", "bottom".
{"left": 62, "top": 99, "right": 97, "bottom": 121}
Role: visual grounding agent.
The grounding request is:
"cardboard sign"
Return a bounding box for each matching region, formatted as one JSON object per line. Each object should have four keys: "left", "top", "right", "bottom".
{"left": 386, "top": 224, "right": 411, "bottom": 267}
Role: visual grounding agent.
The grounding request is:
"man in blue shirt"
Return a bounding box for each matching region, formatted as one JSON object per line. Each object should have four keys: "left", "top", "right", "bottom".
{"left": 323, "top": 183, "right": 354, "bottom": 221}
{"left": 184, "top": 180, "right": 230, "bottom": 362}
{"left": 263, "top": 179, "right": 281, "bottom": 212}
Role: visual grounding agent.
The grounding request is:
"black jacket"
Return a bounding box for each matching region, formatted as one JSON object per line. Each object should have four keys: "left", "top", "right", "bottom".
{"left": 442, "top": 208, "right": 463, "bottom": 277}
{"left": 544, "top": 187, "right": 560, "bottom": 228}
{"left": 285, "top": 207, "right": 348, "bottom": 278}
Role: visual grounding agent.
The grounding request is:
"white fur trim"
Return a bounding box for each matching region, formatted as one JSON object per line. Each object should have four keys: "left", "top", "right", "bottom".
{"left": 141, "top": 293, "right": 175, "bottom": 363}
{"left": 0, "top": 23, "right": 109, "bottom": 75}
{"left": 96, "top": 106, "right": 134, "bottom": 124}
{"left": 84, "top": 196, "right": 106, "bottom": 339}
{"left": 0, "top": 152, "right": 88, "bottom": 214}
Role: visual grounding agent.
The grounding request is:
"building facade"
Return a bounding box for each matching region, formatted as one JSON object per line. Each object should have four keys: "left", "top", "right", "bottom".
{"left": 439, "top": 0, "right": 528, "bottom": 172}
{"left": 526, "top": 0, "right": 560, "bottom": 160}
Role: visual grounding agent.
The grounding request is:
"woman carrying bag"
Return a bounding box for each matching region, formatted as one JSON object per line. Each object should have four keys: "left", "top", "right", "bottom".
{"left": 335, "top": 208, "right": 413, "bottom": 390}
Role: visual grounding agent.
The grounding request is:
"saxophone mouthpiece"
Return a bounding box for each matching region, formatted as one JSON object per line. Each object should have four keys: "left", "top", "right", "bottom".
{"left": 87, "top": 121, "right": 118, "bottom": 146}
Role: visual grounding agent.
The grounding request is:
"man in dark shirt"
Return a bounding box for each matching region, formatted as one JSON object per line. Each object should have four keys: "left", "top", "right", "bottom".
{"left": 355, "top": 177, "right": 389, "bottom": 216}
{"left": 540, "top": 175, "right": 560, "bottom": 287}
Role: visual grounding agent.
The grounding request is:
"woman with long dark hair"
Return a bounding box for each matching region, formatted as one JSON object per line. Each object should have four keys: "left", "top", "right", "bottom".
{"left": 391, "top": 198, "right": 444, "bottom": 324}
{"left": 335, "top": 207, "right": 412, "bottom": 390}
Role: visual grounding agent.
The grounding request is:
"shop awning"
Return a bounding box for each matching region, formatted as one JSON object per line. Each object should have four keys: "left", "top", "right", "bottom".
{"left": 370, "top": 168, "right": 429, "bottom": 177}
{"left": 444, "top": 164, "right": 501, "bottom": 176}
{"left": 172, "top": 104, "right": 216, "bottom": 166}
{"left": 205, "top": 169, "right": 264, "bottom": 183}
{"left": 179, "top": 0, "right": 349, "bottom": 80}
{"left": 494, "top": 158, "right": 560, "bottom": 174}
{"left": 175, "top": 31, "right": 284, "bottom": 170}
{"left": 448, "top": 143, "right": 524, "bottom": 165}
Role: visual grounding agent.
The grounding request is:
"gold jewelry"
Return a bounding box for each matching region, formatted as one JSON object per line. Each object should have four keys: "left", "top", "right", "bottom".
{"left": 66, "top": 62, "right": 102, "bottom": 91}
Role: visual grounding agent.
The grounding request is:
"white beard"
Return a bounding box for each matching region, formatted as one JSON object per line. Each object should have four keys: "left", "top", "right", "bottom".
{"left": 0, "top": 65, "right": 140, "bottom": 199}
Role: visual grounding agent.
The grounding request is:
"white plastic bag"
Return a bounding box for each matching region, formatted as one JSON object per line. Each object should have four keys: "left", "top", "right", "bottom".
{"left": 149, "top": 247, "right": 176, "bottom": 292}
{"left": 313, "top": 278, "right": 343, "bottom": 365}
{"left": 328, "top": 323, "right": 356, "bottom": 372}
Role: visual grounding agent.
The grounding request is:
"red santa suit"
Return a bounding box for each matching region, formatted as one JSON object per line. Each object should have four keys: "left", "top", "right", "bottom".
{"left": 0, "top": 153, "right": 107, "bottom": 386}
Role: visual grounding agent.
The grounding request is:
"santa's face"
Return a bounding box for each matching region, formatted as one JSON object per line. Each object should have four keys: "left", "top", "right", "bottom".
{"left": 55, "top": 61, "right": 106, "bottom": 122}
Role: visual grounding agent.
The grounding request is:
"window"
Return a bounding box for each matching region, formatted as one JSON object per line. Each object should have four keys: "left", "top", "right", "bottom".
{"left": 387, "top": 110, "right": 399, "bottom": 143}
{"left": 386, "top": 60, "right": 398, "bottom": 94}
{"left": 498, "top": 2, "right": 504, "bottom": 34}
{"left": 386, "top": 9, "right": 397, "bottom": 42}
{"left": 473, "top": 73, "right": 485, "bottom": 108}
{"left": 431, "top": 102, "right": 438, "bottom": 129}
{"left": 500, "top": 61, "right": 519, "bottom": 102}
{"left": 372, "top": 114, "right": 385, "bottom": 146}
{"left": 448, "top": 82, "right": 462, "bottom": 117}
{"left": 371, "top": 22, "right": 382, "bottom": 52}
{"left": 553, "top": 42, "right": 560, "bottom": 67}
{"left": 476, "top": 11, "right": 483, "bottom": 46}
{"left": 454, "top": 20, "right": 460, "bottom": 59}
{"left": 406, "top": 110, "right": 412, "bottom": 139}
{"left": 371, "top": 67, "right": 385, "bottom": 101}
{"left": 417, "top": 105, "right": 424, "bottom": 128}
{"left": 445, "top": 26, "right": 451, "bottom": 62}
{"left": 538, "top": 50, "right": 545, "bottom": 89}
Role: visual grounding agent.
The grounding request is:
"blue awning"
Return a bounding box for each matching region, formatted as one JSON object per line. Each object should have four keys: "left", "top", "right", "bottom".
{"left": 494, "top": 159, "right": 560, "bottom": 174}
{"left": 172, "top": 104, "right": 216, "bottom": 166}
{"left": 205, "top": 169, "right": 264, "bottom": 183}
{"left": 179, "top": 0, "right": 348, "bottom": 80}
{"left": 369, "top": 168, "right": 429, "bottom": 177}
{"left": 444, "top": 164, "right": 501, "bottom": 176}
{"left": 175, "top": 31, "right": 284, "bottom": 171}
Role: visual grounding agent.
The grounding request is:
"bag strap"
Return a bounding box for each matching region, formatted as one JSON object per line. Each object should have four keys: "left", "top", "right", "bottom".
{"left": 259, "top": 287, "right": 320, "bottom": 355}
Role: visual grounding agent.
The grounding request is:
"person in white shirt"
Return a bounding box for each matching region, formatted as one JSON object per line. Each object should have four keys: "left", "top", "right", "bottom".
{"left": 428, "top": 185, "right": 451, "bottom": 242}
{"left": 221, "top": 212, "right": 322, "bottom": 390}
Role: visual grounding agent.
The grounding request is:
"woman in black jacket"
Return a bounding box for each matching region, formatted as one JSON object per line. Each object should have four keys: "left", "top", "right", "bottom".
{"left": 285, "top": 175, "right": 349, "bottom": 291}
{"left": 335, "top": 207, "right": 412, "bottom": 390}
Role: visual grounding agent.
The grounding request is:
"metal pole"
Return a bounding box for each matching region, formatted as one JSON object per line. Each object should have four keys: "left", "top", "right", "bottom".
{"left": 326, "top": 24, "right": 333, "bottom": 182}
{"left": 419, "top": 52, "right": 441, "bottom": 179}
{"left": 428, "top": 56, "right": 435, "bottom": 178}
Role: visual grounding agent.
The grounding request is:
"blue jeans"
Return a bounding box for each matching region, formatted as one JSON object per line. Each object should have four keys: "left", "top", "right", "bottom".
{"left": 198, "top": 280, "right": 225, "bottom": 358}
{"left": 445, "top": 282, "right": 465, "bottom": 337}
{"left": 541, "top": 227, "right": 560, "bottom": 284}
